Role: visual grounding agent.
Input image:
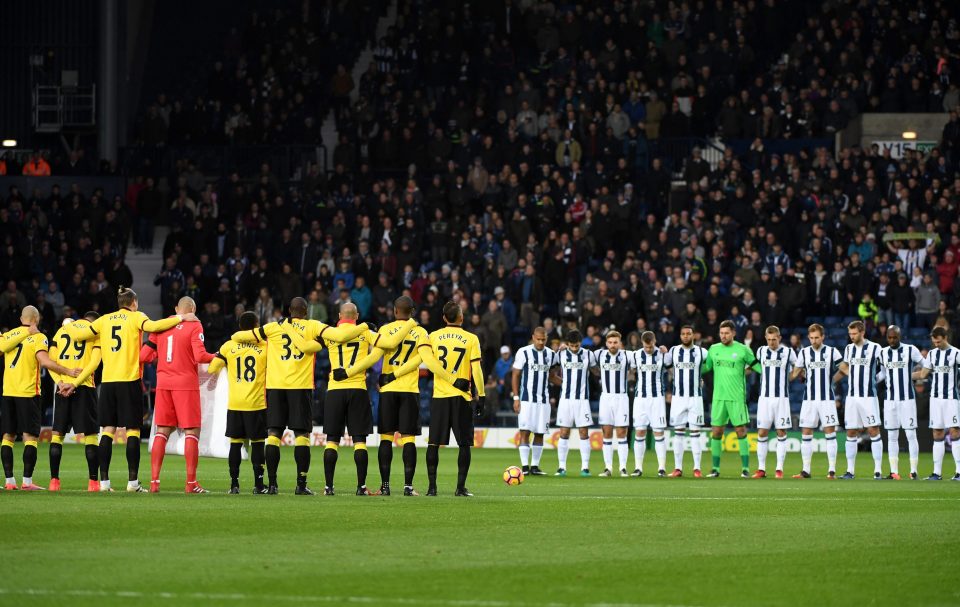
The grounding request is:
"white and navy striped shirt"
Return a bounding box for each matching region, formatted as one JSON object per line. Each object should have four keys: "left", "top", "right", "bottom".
{"left": 631, "top": 348, "right": 664, "bottom": 399}
{"left": 843, "top": 340, "right": 883, "bottom": 398}
{"left": 796, "top": 345, "right": 842, "bottom": 402}
{"left": 512, "top": 345, "right": 558, "bottom": 404}
{"left": 559, "top": 348, "right": 594, "bottom": 401}
{"left": 897, "top": 248, "right": 926, "bottom": 275}
{"left": 597, "top": 349, "right": 631, "bottom": 395}
{"left": 664, "top": 345, "right": 708, "bottom": 398}
{"left": 758, "top": 345, "right": 797, "bottom": 399}
{"left": 925, "top": 346, "right": 960, "bottom": 401}
{"left": 879, "top": 344, "right": 924, "bottom": 401}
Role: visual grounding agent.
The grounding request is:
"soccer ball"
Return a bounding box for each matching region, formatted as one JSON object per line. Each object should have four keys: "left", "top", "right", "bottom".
{"left": 503, "top": 466, "right": 524, "bottom": 486}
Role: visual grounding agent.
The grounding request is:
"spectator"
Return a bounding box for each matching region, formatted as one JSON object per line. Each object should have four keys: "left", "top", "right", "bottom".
{"left": 915, "top": 273, "right": 942, "bottom": 329}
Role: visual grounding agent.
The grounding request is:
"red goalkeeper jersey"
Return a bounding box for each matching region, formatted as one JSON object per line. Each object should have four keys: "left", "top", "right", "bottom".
{"left": 140, "top": 319, "right": 215, "bottom": 390}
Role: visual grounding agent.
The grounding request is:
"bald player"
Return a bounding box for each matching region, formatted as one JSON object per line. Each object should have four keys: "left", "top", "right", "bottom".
{"left": 283, "top": 302, "right": 414, "bottom": 495}
{"left": 1, "top": 306, "right": 81, "bottom": 490}
{"left": 140, "top": 297, "right": 216, "bottom": 493}
{"left": 48, "top": 312, "right": 103, "bottom": 491}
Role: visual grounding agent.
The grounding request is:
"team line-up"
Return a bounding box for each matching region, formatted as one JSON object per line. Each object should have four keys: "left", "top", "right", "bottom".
{"left": 2, "top": 289, "right": 959, "bottom": 496}
{"left": 510, "top": 320, "right": 960, "bottom": 482}
{"left": 1, "top": 289, "right": 485, "bottom": 496}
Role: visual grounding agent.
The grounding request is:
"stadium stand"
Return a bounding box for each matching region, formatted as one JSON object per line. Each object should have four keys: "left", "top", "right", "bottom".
{"left": 3, "top": 0, "right": 960, "bottom": 420}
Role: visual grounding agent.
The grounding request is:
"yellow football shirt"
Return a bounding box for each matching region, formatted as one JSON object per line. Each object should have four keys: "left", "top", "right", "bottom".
{"left": 2, "top": 329, "right": 48, "bottom": 397}
{"left": 247, "top": 320, "right": 315, "bottom": 390}
{"left": 49, "top": 320, "right": 99, "bottom": 388}
{"left": 379, "top": 322, "right": 428, "bottom": 394}
{"left": 209, "top": 339, "right": 267, "bottom": 411}
{"left": 423, "top": 327, "right": 482, "bottom": 400}
{"left": 328, "top": 328, "right": 378, "bottom": 391}
{"left": 87, "top": 309, "right": 149, "bottom": 382}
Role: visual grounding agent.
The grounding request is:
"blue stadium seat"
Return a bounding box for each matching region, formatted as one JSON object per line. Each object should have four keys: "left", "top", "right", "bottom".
{"left": 807, "top": 316, "right": 825, "bottom": 325}
{"left": 823, "top": 316, "right": 843, "bottom": 328}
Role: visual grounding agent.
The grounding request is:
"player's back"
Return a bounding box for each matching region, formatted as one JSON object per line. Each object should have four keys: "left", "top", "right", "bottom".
{"left": 92, "top": 309, "right": 149, "bottom": 382}
{"left": 328, "top": 327, "right": 377, "bottom": 390}
{"left": 50, "top": 320, "right": 98, "bottom": 388}
{"left": 428, "top": 326, "right": 481, "bottom": 399}
{"left": 380, "top": 320, "right": 428, "bottom": 393}
{"left": 147, "top": 319, "right": 213, "bottom": 389}
{"left": 261, "top": 318, "right": 317, "bottom": 390}
{"left": 2, "top": 327, "right": 47, "bottom": 397}
{"left": 215, "top": 339, "right": 267, "bottom": 410}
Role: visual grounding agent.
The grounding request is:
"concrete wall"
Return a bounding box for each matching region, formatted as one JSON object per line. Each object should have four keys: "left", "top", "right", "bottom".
{"left": 854, "top": 113, "right": 949, "bottom": 148}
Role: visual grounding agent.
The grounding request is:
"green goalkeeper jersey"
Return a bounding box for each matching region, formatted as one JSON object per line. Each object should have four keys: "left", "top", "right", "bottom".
{"left": 705, "top": 341, "right": 761, "bottom": 402}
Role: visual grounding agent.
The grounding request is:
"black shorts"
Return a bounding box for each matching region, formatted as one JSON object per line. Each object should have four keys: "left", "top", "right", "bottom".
{"left": 98, "top": 380, "right": 144, "bottom": 428}
{"left": 324, "top": 389, "right": 372, "bottom": 442}
{"left": 1, "top": 396, "right": 42, "bottom": 436}
{"left": 53, "top": 386, "right": 98, "bottom": 435}
{"left": 428, "top": 396, "right": 474, "bottom": 447}
{"left": 378, "top": 391, "right": 421, "bottom": 436}
{"left": 266, "top": 389, "right": 313, "bottom": 433}
{"left": 226, "top": 409, "right": 268, "bottom": 440}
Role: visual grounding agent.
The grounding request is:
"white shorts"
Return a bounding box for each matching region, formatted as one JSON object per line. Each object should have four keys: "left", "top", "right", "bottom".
{"left": 598, "top": 393, "right": 630, "bottom": 427}
{"left": 799, "top": 400, "right": 839, "bottom": 429}
{"left": 669, "top": 396, "right": 705, "bottom": 428}
{"left": 844, "top": 396, "right": 881, "bottom": 429}
{"left": 633, "top": 396, "right": 667, "bottom": 431}
{"left": 556, "top": 399, "right": 593, "bottom": 428}
{"left": 883, "top": 399, "right": 918, "bottom": 430}
{"left": 757, "top": 397, "right": 793, "bottom": 430}
{"left": 928, "top": 397, "right": 960, "bottom": 430}
{"left": 517, "top": 401, "right": 551, "bottom": 435}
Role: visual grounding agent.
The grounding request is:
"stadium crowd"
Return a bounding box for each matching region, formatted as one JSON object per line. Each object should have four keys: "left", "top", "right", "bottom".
{"left": 3, "top": 0, "right": 960, "bottom": 417}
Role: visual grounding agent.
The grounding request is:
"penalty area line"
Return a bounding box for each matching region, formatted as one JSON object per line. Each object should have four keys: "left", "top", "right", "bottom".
{"left": 0, "top": 588, "right": 708, "bottom": 607}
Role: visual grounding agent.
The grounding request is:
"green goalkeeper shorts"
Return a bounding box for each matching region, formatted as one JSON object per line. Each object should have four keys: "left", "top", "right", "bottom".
{"left": 711, "top": 399, "right": 749, "bottom": 427}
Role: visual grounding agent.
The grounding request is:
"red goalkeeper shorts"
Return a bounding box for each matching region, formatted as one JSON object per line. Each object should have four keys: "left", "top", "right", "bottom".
{"left": 154, "top": 389, "right": 201, "bottom": 429}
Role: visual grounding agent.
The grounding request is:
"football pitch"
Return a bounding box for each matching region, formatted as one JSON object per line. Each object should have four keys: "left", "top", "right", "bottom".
{"left": 2, "top": 445, "right": 958, "bottom": 607}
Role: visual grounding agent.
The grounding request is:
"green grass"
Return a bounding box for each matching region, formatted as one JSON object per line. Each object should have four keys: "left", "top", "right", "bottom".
{"left": 2, "top": 444, "right": 959, "bottom": 607}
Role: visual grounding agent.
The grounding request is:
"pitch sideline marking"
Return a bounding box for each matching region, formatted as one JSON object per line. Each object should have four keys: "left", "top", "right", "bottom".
{"left": 0, "top": 588, "right": 707, "bottom": 607}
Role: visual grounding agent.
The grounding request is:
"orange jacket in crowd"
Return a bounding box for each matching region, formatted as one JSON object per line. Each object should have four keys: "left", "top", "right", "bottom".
{"left": 22, "top": 157, "right": 51, "bottom": 176}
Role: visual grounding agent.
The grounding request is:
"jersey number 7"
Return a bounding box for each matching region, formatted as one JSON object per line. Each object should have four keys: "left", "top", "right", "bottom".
{"left": 437, "top": 345, "right": 467, "bottom": 372}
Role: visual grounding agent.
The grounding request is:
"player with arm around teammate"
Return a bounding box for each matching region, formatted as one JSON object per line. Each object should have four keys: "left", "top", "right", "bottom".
{"left": 751, "top": 326, "right": 797, "bottom": 479}
{"left": 139, "top": 296, "right": 217, "bottom": 493}
{"left": 69, "top": 287, "right": 197, "bottom": 492}
{"left": 832, "top": 320, "right": 885, "bottom": 480}
{"left": 554, "top": 330, "right": 595, "bottom": 477}
{"left": 416, "top": 302, "right": 485, "bottom": 496}
{"left": 207, "top": 311, "right": 269, "bottom": 494}
{"left": 878, "top": 325, "right": 925, "bottom": 480}
{"left": 789, "top": 324, "right": 843, "bottom": 479}
{"left": 911, "top": 326, "right": 960, "bottom": 480}
{"left": 593, "top": 331, "right": 633, "bottom": 477}
{"left": 630, "top": 331, "right": 669, "bottom": 477}
{"left": 664, "top": 324, "right": 709, "bottom": 478}
{"left": 1, "top": 306, "right": 81, "bottom": 490}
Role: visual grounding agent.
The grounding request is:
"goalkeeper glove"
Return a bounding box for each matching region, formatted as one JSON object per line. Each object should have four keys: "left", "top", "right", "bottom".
{"left": 332, "top": 368, "right": 348, "bottom": 381}
{"left": 453, "top": 378, "right": 471, "bottom": 392}
{"left": 379, "top": 372, "right": 396, "bottom": 387}
{"left": 364, "top": 321, "right": 378, "bottom": 333}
